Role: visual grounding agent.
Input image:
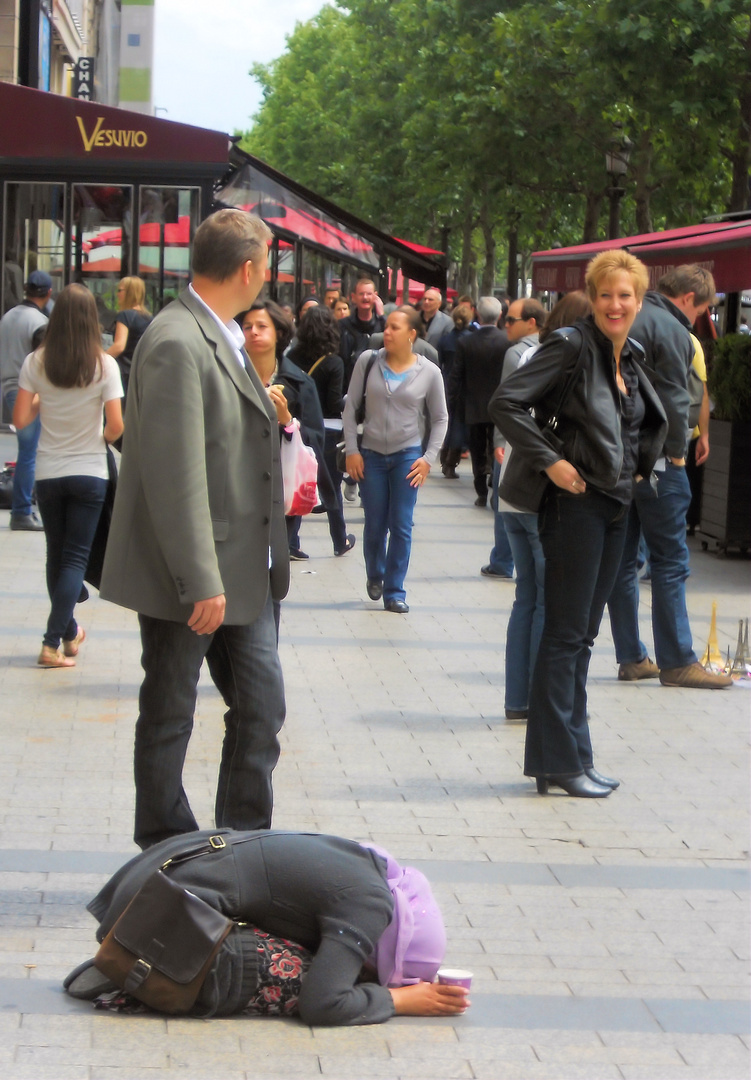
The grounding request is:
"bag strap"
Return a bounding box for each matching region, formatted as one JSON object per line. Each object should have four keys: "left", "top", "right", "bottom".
{"left": 307, "top": 354, "right": 327, "bottom": 377}
{"left": 356, "top": 349, "right": 380, "bottom": 423}
{"left": 543, "top": 327, "right": 588, "bottom": 433}
{"left": 159, "top": 830, "right": 306, "bottom": 873}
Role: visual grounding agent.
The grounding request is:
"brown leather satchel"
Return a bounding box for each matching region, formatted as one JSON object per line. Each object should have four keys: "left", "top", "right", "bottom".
{"left": 94, "top": 846, "right": 233, "bottom": 1014}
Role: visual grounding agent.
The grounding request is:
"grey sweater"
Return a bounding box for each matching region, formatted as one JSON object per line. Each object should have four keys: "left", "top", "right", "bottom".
{"left": 343, "top": 349, "right": 448, "bottom": 464}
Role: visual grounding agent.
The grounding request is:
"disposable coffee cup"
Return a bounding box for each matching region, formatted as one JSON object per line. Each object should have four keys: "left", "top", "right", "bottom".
{"left": 437, "top": 967, "right": 473, "bottom": 989}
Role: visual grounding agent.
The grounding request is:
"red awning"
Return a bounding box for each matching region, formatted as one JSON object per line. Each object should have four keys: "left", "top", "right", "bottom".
{"left": 532, "top": 221, "right": 751, "bottom": 293}
{"left": 636, "top": 225, "right": 751, "bottom": 293}
{"left": 393, "top": 236, "right": 445, "bottom": 257}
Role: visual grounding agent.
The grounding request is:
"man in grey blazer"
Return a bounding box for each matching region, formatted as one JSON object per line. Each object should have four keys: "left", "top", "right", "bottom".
{"left": 101, "top": 209, "right": 290, "bottom": 850}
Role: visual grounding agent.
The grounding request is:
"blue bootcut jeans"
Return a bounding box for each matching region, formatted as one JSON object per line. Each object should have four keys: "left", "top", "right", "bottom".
{"left": 35, "top": 474, "right": 108, "bottom": 649}
{"left": 501, "top": 511, "right": 545, "bottom": 712}
{"left": 4, "top": 388, "right": 41, "bottom": 518}
{"left": 525, "top": 487, "right": 629, "bottom": 778}
{"left": 607, "top": 464, "right": 697, "bottom": 670}
{"left": 360, "top": 446, "right": 421, "bottom": 604}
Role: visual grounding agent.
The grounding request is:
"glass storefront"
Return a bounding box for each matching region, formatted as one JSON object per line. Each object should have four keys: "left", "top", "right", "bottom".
{"left": 2, "top": 182, "right": 66, "bottom": 314}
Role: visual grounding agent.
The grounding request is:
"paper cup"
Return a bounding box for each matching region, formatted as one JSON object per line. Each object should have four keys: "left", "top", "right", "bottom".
{"left": 437, "top": 967, "right": 473, "bottom": 989}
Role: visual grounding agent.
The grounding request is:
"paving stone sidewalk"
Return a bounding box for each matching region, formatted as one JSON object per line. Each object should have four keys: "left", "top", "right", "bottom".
{"left": 0, "top": 430, "right": 748, "bottom": 1079}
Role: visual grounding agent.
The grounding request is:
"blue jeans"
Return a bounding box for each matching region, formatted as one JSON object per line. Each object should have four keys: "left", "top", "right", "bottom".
{"left": 489, "top": 459, "right": 514, "bottom": 575}
{"left": 135, "top": 592, "right": 285, "bottom": 850}
{"left": 525, "top": 487, "right": 629, "bottom": 778}
{"left": 4, "top": 387, "right": 41, "bottom": 518}
{"left": 608, "top": 464, "right": 696, "bottom": 670}
{"left": 360, "top": 446, "right": 420, "bottom": 603}
{"left": 35, "top": 475, "right": 108, "bottom": 649}
{"left": 502, "top": 512, "right": 545, "bottom": 712}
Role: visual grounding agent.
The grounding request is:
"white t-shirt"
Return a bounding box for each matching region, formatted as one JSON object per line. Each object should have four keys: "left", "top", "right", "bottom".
{"left": 18, "top": 350, "right": 123, "bottom": 480}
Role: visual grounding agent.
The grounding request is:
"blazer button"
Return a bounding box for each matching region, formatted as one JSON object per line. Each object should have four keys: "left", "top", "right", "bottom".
{"left": 262, "top": 428, "right": 270, "bottom": 438}
{"left": 263, "top": 516, "right": 270, "bottom": 524}
{"left": 263, "top": 471, "right": 271, "bottom": 481}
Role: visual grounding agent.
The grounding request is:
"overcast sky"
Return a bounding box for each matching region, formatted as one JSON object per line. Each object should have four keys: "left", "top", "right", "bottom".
{"left": 152, "top": 0, "right": 326, "bottom": 134}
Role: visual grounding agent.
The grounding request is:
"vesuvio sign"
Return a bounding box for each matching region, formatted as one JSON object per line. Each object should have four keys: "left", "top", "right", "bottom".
{"left": 76, "top": 116, "right": 148, "bottom": 151}
{"left": 0, "top": 81, "right": 228, "bottom": 165}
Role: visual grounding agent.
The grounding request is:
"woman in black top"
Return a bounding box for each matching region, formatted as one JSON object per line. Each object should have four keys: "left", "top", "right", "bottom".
{"left": 490, "top": 251, "right": 667, "bottom": 797}
{"left": 107, "top": 276, "right": 152, "bottom": 402}
{"left": 288, "top": 305, "right": 354, "bottom": 556}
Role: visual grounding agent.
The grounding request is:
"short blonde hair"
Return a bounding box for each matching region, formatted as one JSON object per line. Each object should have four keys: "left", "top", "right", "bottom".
{"left": 118, "top": 275, "right": 147, "bottom": 310}
{"left": 585, "top": 249, "right": 649, "bottom": 301}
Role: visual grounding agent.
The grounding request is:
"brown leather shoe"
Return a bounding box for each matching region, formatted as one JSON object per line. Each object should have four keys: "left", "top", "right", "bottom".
{"left": 659, "top": 662, "right": 733, "bottom": 689}
{"left": 618, "top": 657, "right": 660, "bottom": 681}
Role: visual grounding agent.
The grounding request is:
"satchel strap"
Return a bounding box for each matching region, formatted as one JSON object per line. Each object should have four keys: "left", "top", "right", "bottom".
{"left": 307, "top": 353, "right": 327, "bottom": 377}
{"left": 159, "top": 830, "right": 309, "bottom": 873}
{"left": 354, "top": 349, "right": 380, "bottom": 425}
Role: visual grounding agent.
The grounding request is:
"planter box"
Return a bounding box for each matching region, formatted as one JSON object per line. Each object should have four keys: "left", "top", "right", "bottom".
{"left": 699, "top": 419, "right": 751, "bottom": 553}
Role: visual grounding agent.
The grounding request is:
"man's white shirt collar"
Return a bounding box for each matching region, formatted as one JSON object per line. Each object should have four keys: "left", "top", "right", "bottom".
{"left": 189, "top": 283, "right": 246, "bottom": 368}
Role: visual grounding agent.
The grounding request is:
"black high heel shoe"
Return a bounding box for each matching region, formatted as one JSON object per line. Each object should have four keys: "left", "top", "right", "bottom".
{"left": 535, "top": 773, "right": 612, "bottom": 797}
{"left": 584, "top": 766, "right": 620, "bottom": 789}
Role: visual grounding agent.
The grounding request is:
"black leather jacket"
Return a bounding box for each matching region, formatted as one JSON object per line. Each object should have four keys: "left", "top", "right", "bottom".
{"left": 489, "top": 317, "right": 667, "bottom": 494}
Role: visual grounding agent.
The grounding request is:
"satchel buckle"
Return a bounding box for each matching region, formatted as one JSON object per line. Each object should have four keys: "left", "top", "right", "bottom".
{"left": 123, "top": 957, "right": 152, "bottom": 992}
{"left": 209, "top": 835, "right": 226, "bottom": 850}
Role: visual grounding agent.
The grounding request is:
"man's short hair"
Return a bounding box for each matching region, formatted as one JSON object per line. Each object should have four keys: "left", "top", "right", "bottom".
{"left": 658, "top": 264, "right": 716, "bottom": 306}
{"left": 355, "top": 277, "right": 376, "bottom": 292}
{"left": 518, "top": 298, "right": 547, "bottom": 327}
{"left": 476, "top": 296, "right": 502, "bottom": 324}
{"left": 192, "top": 209, "right": 272, "bottom": 282}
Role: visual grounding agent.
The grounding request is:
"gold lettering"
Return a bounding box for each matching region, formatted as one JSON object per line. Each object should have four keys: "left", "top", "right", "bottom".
{"left": 76, "top": 115, "right": 104, "bottom": 153}
{"left": 75, "top": 117, "right": 148, "bottom": 153}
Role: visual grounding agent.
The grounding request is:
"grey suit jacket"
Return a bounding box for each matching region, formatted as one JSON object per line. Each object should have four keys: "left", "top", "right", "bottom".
{"left": 101, "top": 289, "right": 289, "bottom": 624}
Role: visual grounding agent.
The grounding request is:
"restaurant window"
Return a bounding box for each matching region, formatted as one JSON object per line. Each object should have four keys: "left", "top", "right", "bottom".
{"left": 138, "top": 187, "right": 200, "bottom": 312}
{"left": 274, "top": 239, "right": 296, "bottom": 308}
{"left": 71, "top": 184, "right": 133, "bottom": 337}
{"left": 301, "top": 248, "right": 345, "bottom": 303}
{"left": 2, "top": 182, "right": 66, "bottom": 315}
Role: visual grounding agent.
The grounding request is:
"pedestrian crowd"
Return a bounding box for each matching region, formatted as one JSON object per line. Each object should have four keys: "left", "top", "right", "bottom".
{"left": 0, "top": 208, "right": 734, "bottom": 1026}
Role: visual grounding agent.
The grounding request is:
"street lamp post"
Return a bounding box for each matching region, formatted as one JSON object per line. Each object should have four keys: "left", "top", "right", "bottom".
{"left": 605, "top": 131, "right": 633, "bottom": 240}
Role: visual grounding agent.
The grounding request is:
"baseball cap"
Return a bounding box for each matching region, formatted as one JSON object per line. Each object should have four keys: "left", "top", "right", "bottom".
{"left": 25, "top": 270, "right": 53, "bottom": 295}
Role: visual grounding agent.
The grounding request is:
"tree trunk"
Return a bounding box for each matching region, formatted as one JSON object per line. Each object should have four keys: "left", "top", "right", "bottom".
{"left": 727, "top": 23, "right": 751, "bottom": 212}
{"left": 633, "top": 136, "right": 654, "bottom": 234}
{"left": 458, "top": 214, "right": 476, "bottom": 295}
{"left": 480, "top": 211, "right": 496, "bottom": 296}
{"left": 582, "top": 192, "right": 603, "bottom": 243}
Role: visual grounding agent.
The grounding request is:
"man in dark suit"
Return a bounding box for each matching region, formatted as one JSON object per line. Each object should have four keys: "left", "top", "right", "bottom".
{"left": 101, "top": 209, "right": 290, "bottom": 849}
{"left": 447, "top": 296, "right": 509, "bottom": 506}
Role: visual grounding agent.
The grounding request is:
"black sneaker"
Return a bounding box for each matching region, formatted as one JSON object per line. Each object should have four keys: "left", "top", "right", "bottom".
{"left": 289, "top": 549, "right": 309, "bottom": 561}
{"left": 335, "top": 534, "right": 356, "bottom": 556}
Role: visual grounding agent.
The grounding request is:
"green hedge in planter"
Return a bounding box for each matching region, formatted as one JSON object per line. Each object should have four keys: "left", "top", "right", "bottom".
{"left": 707, "top": 333, "right": 751, "bottom": 423}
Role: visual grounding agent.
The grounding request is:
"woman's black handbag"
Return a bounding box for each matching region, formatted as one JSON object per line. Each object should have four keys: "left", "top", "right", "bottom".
{"left": 498, "top": 330, "right": 587, "bottom": 513}
{"left": 84, "top": 445, "right": 118, "bottom": 589}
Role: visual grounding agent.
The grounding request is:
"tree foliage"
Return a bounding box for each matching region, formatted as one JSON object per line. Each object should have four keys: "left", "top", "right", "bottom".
{"left": 242, "top": 0, "right": 750, "bottom": 292}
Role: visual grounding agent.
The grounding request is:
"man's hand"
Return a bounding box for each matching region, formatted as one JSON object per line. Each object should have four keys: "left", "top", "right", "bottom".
{"left": 346, "top": 452, "right": 364, "bottom": 481}
{"left": 390, "top": 982, "right": 470, "bottom": 1017}
{"left": 546, "top": 459, "right": 586, "bottom": 494}
{"left": 494, "top": 446, "right": 505, "bottom": 464}
{"left": 694, "top": 435, "right": 709, "bottom": 466}
{"left": 188, "top": 595, "right": 226, "bottom": 635}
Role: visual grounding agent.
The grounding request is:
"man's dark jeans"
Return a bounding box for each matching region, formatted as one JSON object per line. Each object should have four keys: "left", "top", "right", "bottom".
{"left": 135, "top": 592, "right": 286, "bottom": 850}
{"left": 525, "top": 487, "right": 629, "bottom": 778}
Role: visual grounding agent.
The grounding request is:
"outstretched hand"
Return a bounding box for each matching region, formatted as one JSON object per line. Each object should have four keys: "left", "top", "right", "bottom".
{"left": 390, "top": 981, "right": 470, "bottom": 1016}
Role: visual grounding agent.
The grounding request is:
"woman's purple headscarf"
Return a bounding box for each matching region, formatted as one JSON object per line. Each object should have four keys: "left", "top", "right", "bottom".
{"left": 360, "top": 842, "right": 446, "bottom": 987}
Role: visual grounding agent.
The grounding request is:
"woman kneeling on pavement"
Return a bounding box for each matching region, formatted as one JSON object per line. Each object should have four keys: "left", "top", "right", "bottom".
{"left": 343, "top": 306, "right": 448, "bottom": 613}
{"left": 490, "top": 250, "right": 667, "bottom": 798}
{"left": 64, "top": 829, "right": 469, "bottom": 1025}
